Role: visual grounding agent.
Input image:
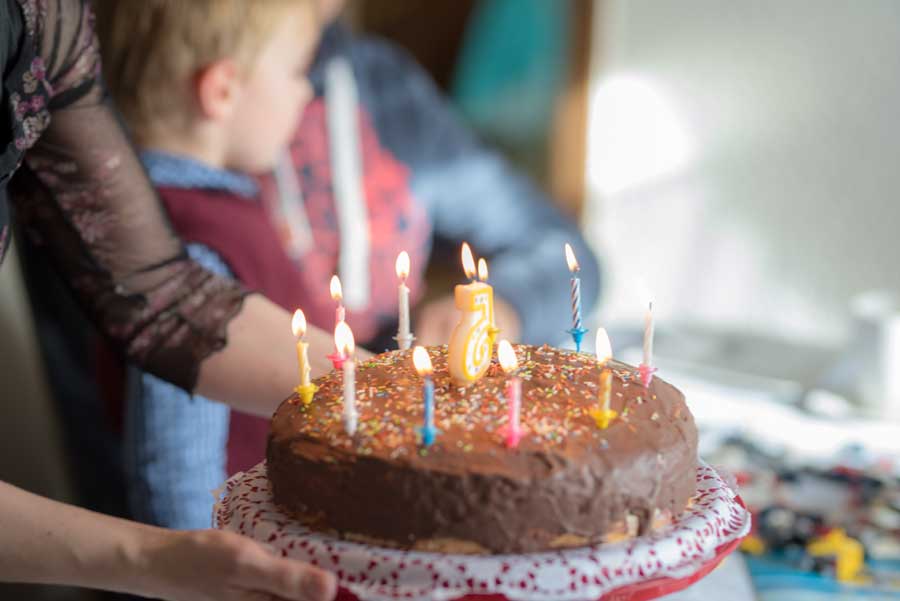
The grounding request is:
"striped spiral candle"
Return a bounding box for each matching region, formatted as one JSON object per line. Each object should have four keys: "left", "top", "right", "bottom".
{"left": 565, "top": 244, "right": 583, "bottom": 331}
{"left": 571, "top": 276, "right": 583, "bottom": 330}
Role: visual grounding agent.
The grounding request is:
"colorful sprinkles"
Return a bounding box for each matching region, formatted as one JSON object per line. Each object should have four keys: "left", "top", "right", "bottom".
{"left": 281, "top": 344, "right": 679, "bottom": 458}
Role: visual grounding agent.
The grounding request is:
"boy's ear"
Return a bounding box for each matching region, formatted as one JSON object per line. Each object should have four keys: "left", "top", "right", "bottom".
{"left": 195, "top": 59, "right": 241, "bottom": 121}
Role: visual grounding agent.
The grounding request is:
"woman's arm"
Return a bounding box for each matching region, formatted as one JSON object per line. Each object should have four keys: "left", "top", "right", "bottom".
{"left": 8, "top": 1, "right": 355, "bottom": 416}
{"left": 197, "top": 295, "right": 340, "bottom": 415}
{"left": 0, "top": 480, "right": 335, "bottom": 601}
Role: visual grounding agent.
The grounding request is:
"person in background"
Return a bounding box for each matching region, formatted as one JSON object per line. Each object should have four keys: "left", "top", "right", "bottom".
{"left": 98, "top": 0, "right": 600, "bottom": 531}
{"left": 306, "top": 0, "right": 599, "bottom": 347}
{"left": 0, "top": 0, "right": 336, "bottom": 599}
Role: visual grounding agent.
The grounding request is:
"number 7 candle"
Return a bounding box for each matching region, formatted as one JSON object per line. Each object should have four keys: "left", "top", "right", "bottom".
{"left": 448, "top": 243, "right": 494, "bottom": 385}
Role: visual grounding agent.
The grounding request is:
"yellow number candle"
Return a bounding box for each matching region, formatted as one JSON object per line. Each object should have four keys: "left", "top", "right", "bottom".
{"left": 291, "top": 309, "right": 318, "bottom": 405}
{"left": 448, "top": 243, "right": 494, "bottom": 385}
{"left": 589, "top": 328, "right": 618, "bottom": 429}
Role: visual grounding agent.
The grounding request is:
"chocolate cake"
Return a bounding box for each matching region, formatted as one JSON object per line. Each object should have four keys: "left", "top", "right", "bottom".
{"left": 267, "top": 344, "right": 698, "bottom": 554}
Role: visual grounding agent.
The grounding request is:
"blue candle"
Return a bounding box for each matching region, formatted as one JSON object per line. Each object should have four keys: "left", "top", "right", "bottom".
{"left": 413, "top": 346, "right": 439, "bottom": 446}
{"left": 422, "top": 376, "right": 436, "bottom": 446}
{"left": 565, "top": 243, "right": 588, "bottom": 351}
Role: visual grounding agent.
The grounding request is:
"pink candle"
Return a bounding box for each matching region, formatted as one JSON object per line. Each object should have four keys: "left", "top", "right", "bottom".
{"left": 329, "top": 321, "right": 351, "bottom": 370}
{"left": 330, "top": 275, "right": 345, "bottom": 326}
{"left": 638, "top": 301, "right": 657, "bottom": 388}
{"left": 506, "top": 377, "right": 522, "bottom": 447}
{"left": 498, "top": 340, "right": 523, "bottom": 448}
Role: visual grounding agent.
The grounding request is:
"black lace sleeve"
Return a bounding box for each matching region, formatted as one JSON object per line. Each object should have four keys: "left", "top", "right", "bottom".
{"left": 7, "top": 0, "right": 249, "bottom": 392}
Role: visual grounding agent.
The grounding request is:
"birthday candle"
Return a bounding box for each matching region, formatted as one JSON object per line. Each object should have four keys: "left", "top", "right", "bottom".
{"left": 639, "top": 302, "right": 657, "bottom": 388}
{"left": 330, "top": 275, "right": 345, "bottom": 325}
{"left": 413, "top": 346, "right": 438, "bottom": 446}
{"left": 643, "top": 302, "right": 654, "bottom": 367}
{"left": 336, "top": 321, "right": 357, "bottom": 436}
{"left": 590, "top": 328, "right": 618, "bottom": 429}
{"left": 395, "top": 251, "right": 413, "bottom": 350}
{"left": 497, "top": 340, "right": 523, "bottom": 448}
{"left": 291, "top": 309, "right": 311, "bottom": 388}
{"left": 447, "top": 243, "right": 494, "bottom": 385}
{"left": 565, "top": 244, "right": 583, "bottom": 331}
{"left": 328, "top": 321, "right": 349, "bottom": 370}
{"left": 599, "top": 365, "right": 612, "bottom": 412}
{"left": 291, "top": 309, "right": 319, "bottom": 404}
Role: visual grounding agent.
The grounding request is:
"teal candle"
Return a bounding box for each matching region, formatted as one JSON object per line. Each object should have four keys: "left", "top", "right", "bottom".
{"left": 422, "top": 377, "right": 436, "bottom": 446}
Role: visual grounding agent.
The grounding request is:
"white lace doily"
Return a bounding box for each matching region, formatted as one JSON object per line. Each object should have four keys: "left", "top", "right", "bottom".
{"left": 215, "top": 461, "right": 749, "bottom": 601}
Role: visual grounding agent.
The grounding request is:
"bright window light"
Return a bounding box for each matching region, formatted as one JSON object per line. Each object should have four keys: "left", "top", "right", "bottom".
{"left": 587, "top": 75, "right": 693, "bottom": 196}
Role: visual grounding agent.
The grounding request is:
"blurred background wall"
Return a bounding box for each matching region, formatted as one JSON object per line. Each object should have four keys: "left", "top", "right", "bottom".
{"left": 585, "top": 0, "right": 900, "bottom": 350}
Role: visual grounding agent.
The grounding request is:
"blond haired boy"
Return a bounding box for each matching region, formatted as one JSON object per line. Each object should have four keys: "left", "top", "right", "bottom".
{"left": 94, "top": 0, "right": 320, "bottom": 528}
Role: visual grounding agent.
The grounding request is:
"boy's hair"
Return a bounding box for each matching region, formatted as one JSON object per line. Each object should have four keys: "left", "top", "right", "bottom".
{"left": 95, "top": 0, "right": 312, "bottom": 140}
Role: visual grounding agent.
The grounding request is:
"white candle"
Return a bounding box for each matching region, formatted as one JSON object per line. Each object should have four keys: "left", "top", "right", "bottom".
{"left": 336, "top": 321, "right": 357, "bottom": 435}
{"left": 395, "top": 251, "right": 412, "bottom": 349}
{"left": 343, "top": 358, "right": 356, "bottom": 435}
{"left": 643, "top": 302, "right": 654, "bottom": 367}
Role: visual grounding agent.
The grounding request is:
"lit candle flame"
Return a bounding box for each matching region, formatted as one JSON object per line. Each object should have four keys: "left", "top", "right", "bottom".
{"left": 477, "top": 258, "right": 489, "bottom": 282}
{"left": 497, "top": 339, "right": 519, "bottom": 373}
{"left": 395, "top": 251, "right": 410, "bottom": 281}
{"left": 565, "top": 243, "right": 580, "bottom": 273}
{"left": 330, "top": 275, "right": 343, "bottom": 302}
{"left": 412, "top": 345, "right": 433, "bottom": 376}
{"left": 461, "top": 242, "right": 476, "bottom": 280}
{"left": 335, "top": 320, "right": 355, "bottom": 356}
{"left": 595, "top": 328, "right": 612, "bottom": 365}
{"left": 291, "top": 309, "right": 307, "bottom": 338}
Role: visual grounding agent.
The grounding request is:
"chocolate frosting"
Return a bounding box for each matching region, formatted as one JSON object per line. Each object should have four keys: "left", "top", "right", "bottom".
{"left": 267, "top": 345, "right": 697, "bottom": 554}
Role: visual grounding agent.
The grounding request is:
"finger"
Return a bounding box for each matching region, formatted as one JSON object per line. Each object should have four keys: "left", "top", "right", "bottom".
{"left": 234, "top": 592, "right": 275, "bottom": 601}
{"left": 244, "top": 553, "right": 337, "bottom": 601}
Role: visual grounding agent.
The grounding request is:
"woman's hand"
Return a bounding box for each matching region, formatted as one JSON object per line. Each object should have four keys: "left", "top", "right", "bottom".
{"left": 138, "top": 528, "right": 337, "bottom": 601}
{"left": 0, "top": 480, "right": 336, "bottom": 601}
